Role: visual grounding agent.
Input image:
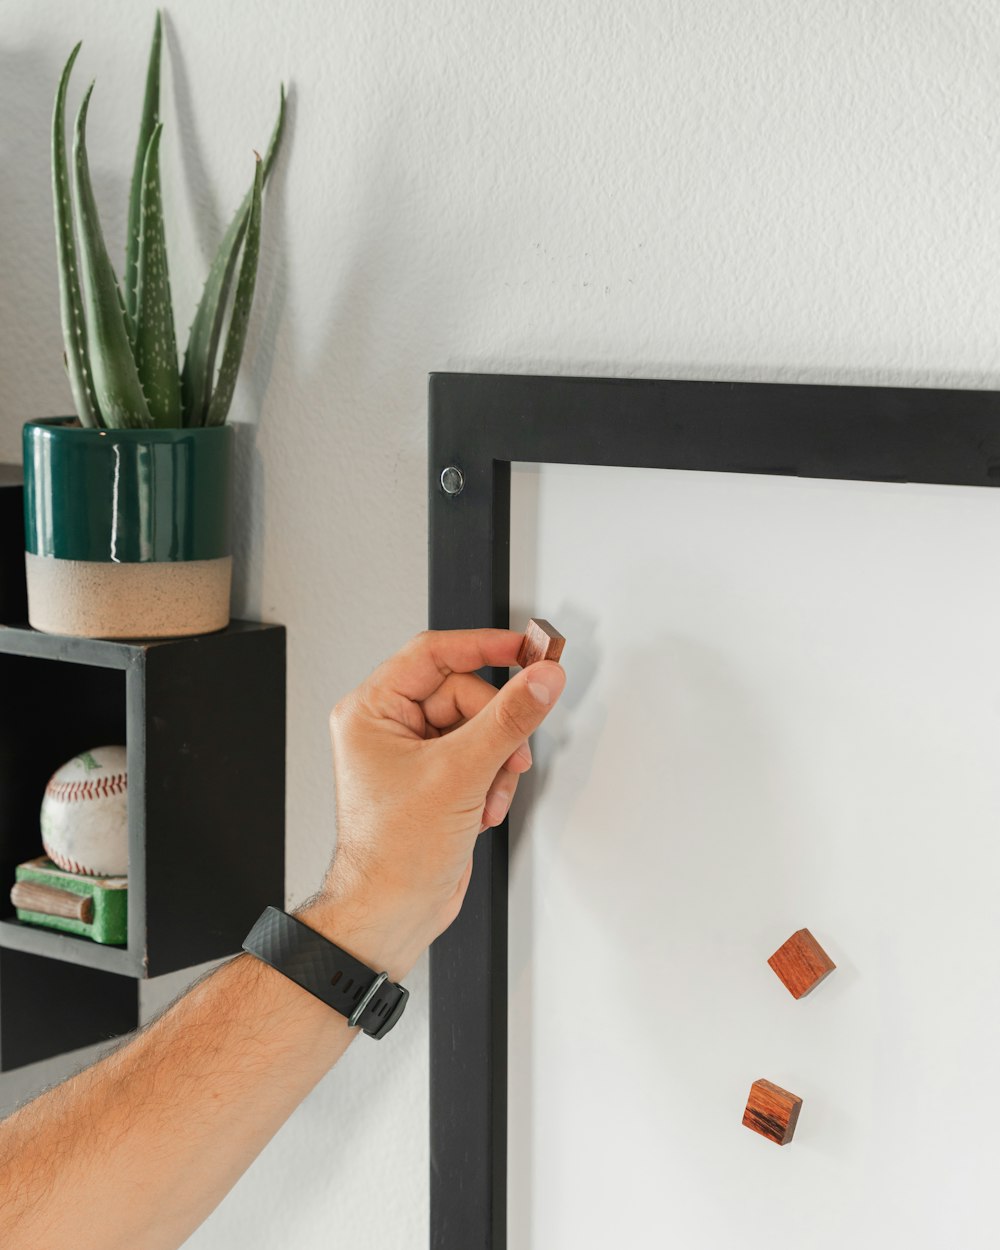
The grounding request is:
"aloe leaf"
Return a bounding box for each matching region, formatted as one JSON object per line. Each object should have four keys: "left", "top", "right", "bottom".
{"left": 262, "top": 85, "right": 286, "bottom": 179}
{"left": 113, "top": 262, "right": 131, "bottom": 337}
{"left": 73, "top": 83, "right": 152, "bottom": 430}
{"left": 134, "top": 124, "right": 181, "bottom": 426}
{"left": 124, "top": 10, "right": 161, "bottom": 337}
{"left": 204, "top": 155, "right": 263, "bottom": 427}
{"left": 52, "top": 44, "right": 100, "bottom": 428}
{"left": 181, "top": 85, "right": 285, "bottom": 426}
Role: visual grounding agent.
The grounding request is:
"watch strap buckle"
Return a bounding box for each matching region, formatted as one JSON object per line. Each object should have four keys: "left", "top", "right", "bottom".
{"left": 368, "top": 984, "right": 410, "bottom": 1040}
{"left": 348, "top": 971, "right": 388, "bottom": 1029}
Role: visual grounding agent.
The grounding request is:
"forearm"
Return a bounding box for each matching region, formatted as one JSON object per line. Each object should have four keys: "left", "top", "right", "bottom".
{"left": 0, "top": 891, "right": 420, "bottom": 1250}
{"left": 0, "top": 626, "right": 562, "bottom": 1250}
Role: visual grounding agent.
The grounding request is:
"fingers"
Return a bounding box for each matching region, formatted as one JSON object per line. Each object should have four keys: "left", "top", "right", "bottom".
{"left": 422, "top": 672, "right": 532, "bottom": 771}
{"left": 507, "top": 741, "right": 533, "bottom": 773}
{"left": 446, "top": 660, "right": 566, "bottom": 786}
{"left": 422, "top": 671, "right": 496, "bottom": 730}
{"left": 365, "top": 629, "right": 525, "bottom": 704}
{"left": 481, "top": 766, "right": 519, "bottom": 830}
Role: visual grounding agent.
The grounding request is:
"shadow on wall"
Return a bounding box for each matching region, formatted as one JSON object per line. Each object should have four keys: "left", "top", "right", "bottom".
{"left": 227, "top": 77, "right": 294, "bottom": 623}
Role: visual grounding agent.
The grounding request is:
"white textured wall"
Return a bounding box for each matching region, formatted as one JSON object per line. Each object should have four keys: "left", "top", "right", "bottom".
{"left": 2, "top": 2, "right": 1000, "bottom": 1245}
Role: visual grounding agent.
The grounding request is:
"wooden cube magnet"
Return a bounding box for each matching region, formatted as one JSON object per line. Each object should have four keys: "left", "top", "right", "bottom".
{"left": 768, "top": 928, "right": 836, "bottom": 999}
{"left": 517, "top": 618, "right": 566, "bottom": 668}
{"left": 742, "top": 1079, "right": 802, "bottom": 1145}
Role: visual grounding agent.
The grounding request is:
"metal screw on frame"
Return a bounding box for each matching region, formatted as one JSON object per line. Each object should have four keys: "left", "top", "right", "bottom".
{"left": 440, "top": 466, "right": 465, "bottom": 496}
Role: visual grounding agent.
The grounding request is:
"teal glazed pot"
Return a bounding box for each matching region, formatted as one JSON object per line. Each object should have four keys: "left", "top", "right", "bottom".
{"left": 23, "top": 418, "right": 233, "bottom": 639}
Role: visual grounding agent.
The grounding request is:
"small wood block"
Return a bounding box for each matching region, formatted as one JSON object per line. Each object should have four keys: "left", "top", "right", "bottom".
{"left": 11, "top": 881, "right": 93, "bottom": 923}
{"left": 743, "top": 1079, "right": 803, "bottom": 1145}
{"left": 517, "top": 619, "right": 566, "bottom": 668}
{"left": 767, "top": 928, "right": 836, "bottom": 999}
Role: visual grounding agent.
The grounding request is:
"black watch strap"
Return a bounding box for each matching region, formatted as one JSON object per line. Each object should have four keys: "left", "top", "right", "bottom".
{"left": 242, "top": 906, "right": 409, "bottom": 1040}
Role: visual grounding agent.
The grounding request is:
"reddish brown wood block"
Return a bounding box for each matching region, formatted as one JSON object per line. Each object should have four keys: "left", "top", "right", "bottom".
{"left": 743, "top": 1079, "right": 803, "bottom": 1145}
{"left": 767, "top": 928, "right": 836, "bottom": 999}
{"left": 517, "top": 618, "right": 566, "bottom": 668}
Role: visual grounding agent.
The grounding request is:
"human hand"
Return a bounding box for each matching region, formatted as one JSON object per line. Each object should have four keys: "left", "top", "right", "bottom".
{"left": 303, "top": 629, "right": 565, "bottom": 980}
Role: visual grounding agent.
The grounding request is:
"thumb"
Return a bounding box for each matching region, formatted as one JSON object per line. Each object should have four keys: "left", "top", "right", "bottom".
{"left": 450, "top": 661, "right": 566, "bottom": 782}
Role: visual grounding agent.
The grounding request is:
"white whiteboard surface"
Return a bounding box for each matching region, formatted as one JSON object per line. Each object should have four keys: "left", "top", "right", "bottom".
{"left": 508, "top": 461, "right": 1000, "bottom": 1250}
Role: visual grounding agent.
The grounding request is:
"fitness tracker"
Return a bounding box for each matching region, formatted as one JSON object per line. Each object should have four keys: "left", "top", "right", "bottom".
{"left": 242, "top": 906, "right": 409, "bottom": 1040}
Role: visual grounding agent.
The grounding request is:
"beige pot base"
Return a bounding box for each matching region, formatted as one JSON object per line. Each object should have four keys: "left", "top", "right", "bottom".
{"left": 26, "top": 554, "right": 233, "bottom": 639}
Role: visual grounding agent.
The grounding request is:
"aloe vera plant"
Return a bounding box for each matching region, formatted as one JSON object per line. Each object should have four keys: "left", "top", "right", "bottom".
{"left": 52, "top": 13, "right": 285, "bottom": 429}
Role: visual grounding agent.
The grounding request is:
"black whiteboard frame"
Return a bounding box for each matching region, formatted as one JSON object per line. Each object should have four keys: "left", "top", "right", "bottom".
{"left": 427, "top": 371, "right": 1000, "bottom": 1250}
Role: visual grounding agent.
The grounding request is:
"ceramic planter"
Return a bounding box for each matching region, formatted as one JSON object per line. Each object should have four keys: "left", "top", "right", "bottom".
{"left": 23, "top": 418, "right": 233, "bottom": 639}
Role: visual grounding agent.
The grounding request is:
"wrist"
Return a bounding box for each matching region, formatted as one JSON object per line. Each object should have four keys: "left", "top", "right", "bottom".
{"left": 294, "top": 886, "right": 425, "bottom": 985}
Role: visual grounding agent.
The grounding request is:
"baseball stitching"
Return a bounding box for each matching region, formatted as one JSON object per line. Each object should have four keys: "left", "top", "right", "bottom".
{"left": 42, "top": 840, "right": 108, "bottom": 876}
{"left": 45, "top": 775, "right": 127, "bottom": 803}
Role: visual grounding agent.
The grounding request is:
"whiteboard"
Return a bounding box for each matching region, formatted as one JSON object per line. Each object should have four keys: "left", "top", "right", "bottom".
{"left": 508, "top": 461, "right": 1000, "bottom": 1249}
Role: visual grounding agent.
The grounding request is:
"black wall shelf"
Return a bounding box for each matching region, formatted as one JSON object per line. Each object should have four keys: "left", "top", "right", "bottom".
{"left": 0, "top": 948, "right": 139, "bottom": 1070}
{"left": 0, "top": 465, "right": 26, "bottom": 624}
{"left": 0, "top": 465, "right": 286, "bottom": 1068}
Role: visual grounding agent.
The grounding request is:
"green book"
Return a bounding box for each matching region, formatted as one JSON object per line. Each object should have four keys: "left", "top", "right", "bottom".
{"left": 12, "top": 856, "right": 127, "bottom": 945}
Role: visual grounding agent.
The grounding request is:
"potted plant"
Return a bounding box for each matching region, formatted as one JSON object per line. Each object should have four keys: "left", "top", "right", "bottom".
{"left": 23, "top": 13, "right": 284, "bottom": 638}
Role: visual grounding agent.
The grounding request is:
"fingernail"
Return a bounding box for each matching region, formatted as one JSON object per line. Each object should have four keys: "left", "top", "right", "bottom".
{"left": 526, "top": 665, "right": 564, "bottom": 706}
{"left": 515, "top": 742, "right": 532, "bottom": 767}
{"left": 485, "top": 792, "right": 511, "bottom": 826}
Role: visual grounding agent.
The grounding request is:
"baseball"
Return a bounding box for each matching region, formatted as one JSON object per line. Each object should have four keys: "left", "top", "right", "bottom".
{"left": 40, "top": 745, "right": 129, "bottom": 877}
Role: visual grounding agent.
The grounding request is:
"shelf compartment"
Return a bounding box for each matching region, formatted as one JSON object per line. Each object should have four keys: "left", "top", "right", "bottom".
{"left": 0, "top": 621, "right": 285, "bottom": 978}
{"left": 0, "top": 920, "right": 137, "bottom": 975}
{"left": 0, "top": 946, "right": 138, "bottom": 1070}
